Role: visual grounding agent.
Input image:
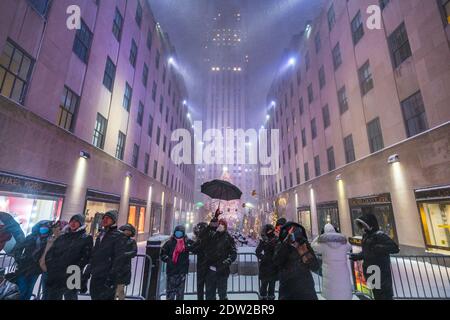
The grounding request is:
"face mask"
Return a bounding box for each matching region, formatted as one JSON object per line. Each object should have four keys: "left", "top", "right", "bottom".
{"left": 174, "top": 231, "right": 184, "bottom": 239}
{"left": 217, "top": 225, "right": 225, "bottom": 233}
{"left": 39, "top": 227, "right": 50, "bottom": 235}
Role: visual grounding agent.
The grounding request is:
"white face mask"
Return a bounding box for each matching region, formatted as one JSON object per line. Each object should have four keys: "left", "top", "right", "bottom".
{"left": 217, "top": 225, "right": 225, "bottom": 233}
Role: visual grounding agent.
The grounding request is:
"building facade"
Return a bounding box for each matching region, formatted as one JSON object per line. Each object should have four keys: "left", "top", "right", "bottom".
{"left": 0, "top": 0, "right": 195, "bottom": 241}
{"left": 260, "top": 0, "right": 450, "bottom": 254}
{"left": 195, "top": 0, "right": 260, "bottom": 232}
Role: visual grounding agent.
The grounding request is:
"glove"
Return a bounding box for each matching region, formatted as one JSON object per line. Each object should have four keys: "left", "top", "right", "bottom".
{"left": 222, "top": 258, "right": 233, "bottom": 266}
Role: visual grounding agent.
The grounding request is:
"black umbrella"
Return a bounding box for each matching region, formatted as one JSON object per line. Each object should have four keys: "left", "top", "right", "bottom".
{"left": 0, "top": 212, "right": 25, "bottom": 254}
{"left": 201, "top": 180, "right": 242, "bottom": 201}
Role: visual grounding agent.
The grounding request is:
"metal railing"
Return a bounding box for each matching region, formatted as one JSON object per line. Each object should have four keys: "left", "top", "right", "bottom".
{"left": 159, "top": 252, "right": 323, "bottom": 299}
{"left": 351, "top": 255, "right": 450, "bottom": 300}
{"left": 0, "top": 253, "right": 152, "bottom": 300}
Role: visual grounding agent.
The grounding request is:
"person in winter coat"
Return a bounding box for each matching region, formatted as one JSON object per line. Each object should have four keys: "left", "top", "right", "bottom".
{"left": 256, "top": 224, "right": 278, "bottom": 300}
{"left": 86, "top": 210, "right": 127, "bottom": 300}
{"left": 191, "top": 222, "right": 209, "bottom": 300}
{"left": 115, "top": 224, "right": 138, "bottom": 300}
{"left": 311, "top": 223, "right": 352, "bottom": 300}
{"left": 204, "top": 217, "right": 237, "bottom": 300}
{"left": 350, "top": 212, "right": 400, "bottom": 300}
{"left": 13, "top": 220, "right": 52, "bottom": 300}
{"left": 161, "top": 225, "right": 193, "bottom": 300}
{"left": 39, "top": 220, "right": 68, "bottom": 300}
{"left": 0, "top": 267, "right": 19, "bottom": 300}
{"left": 274, "top": 222, "right": 320, "bottom": 300}
{"left": 44, "top": 214, "right": 93, "bottom": 300}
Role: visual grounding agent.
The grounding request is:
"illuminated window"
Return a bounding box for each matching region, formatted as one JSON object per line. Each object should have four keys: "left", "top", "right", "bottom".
{"left": 0, "top": 40, "right": 33, "bottom": 104}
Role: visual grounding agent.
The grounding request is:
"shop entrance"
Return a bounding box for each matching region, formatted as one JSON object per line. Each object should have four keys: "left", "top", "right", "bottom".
{"left": 349, "top": 193, "right": 398, "bottom": 243}
{"left": 297, "top": 206, "right": 313, "bottom": 239}
{"left": 84, "top": 189, "right": 120, "bottom": 236}
{"left": 317, "top": 202, "right": 340, "bottom": 234}
{"left": 416, "top": 186, "right": 450, "bottom": 253}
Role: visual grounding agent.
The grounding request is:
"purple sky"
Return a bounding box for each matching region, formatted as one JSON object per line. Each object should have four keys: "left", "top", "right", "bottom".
{"left": 148, "top": 0, "right": 325, "bottom": 127}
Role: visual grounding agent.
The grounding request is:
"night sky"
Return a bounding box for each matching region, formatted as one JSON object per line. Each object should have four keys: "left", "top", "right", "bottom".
{"left": 148, "top": 0, "right": 326, "bottom": 127}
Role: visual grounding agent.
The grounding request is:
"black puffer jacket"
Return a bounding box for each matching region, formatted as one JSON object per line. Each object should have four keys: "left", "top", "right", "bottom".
{"left": 353, "top": 213, "right": 400, "bottom": 299}
{"left": 190, "top": 229, "right": 209, "bottom": 275}
{"left": 45, "top": 225, "right": 93, "bottom": 289}
{"left": 89, "top": 226, "right": 127, "bottom": 284}
{"left": 116, "top": 237, "right": 137, "bottom": 285}
{"left": 255, "top": 236, "right": 278, "bottom": 281}
{"left": 204, "top": 227, "right": 237, "bottom": 277}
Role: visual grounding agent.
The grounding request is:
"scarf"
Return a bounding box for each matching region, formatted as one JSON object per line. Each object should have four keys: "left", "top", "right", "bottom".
{"left": 172, "top": 238, "right": 185, "bottom": 264}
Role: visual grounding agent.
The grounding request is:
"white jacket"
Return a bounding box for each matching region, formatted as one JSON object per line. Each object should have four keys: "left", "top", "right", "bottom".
{"left": 311, "top": 224, "right": 353, "bottom": 300}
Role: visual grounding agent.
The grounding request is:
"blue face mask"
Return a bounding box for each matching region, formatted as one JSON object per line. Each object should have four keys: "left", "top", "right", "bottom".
{"left": 39, "top": 227, "right": 50, "bottom": 235}
{"left": 174, "top": 231, "right": 184, "bottom": 239}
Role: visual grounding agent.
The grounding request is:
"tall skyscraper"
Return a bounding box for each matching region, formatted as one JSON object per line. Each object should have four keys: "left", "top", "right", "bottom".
{"left": 195, "top": 0, "right": 259, "bottom": 233}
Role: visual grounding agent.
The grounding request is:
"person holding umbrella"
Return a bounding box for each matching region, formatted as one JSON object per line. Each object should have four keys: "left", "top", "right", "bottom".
{"left": 204, "top": 211, "right": 237, "bottom": 300}
{"left": 200, "top": 179, "right": 241, "bottom": 300}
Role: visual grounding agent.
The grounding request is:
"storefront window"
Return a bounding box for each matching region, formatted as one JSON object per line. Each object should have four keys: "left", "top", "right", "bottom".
{"left": 350, "top": 204, "right": 397, "bottom": 241}
{"left": 0, "top": 193, "right": 62, "bottom": 235}
{"left": 84, "top": 200, "right": 119, "bottom": 236}
{"left": 419, "top": 202, "right": 450, "bottom": 251}
{"left": 128, "top": 205, "right": 146, "bottom": 234}
{"left": 297, "top": 207, "right": 313, "bottom": 239}
{"left": 317, "top": 203, "right": 340, "bottom": 234}
{"left": 150, "top": 204, "right": 162, "bottom": 235}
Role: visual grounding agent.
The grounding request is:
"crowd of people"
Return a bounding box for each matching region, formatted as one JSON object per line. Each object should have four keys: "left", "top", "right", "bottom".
{"left": 0, "top": 208, "right": 400, "bottom": 301}
{"left": 0, "top": 210, "right": 137, "bottom": 300}
{"left": 161, "top": 209, "right": 399, "bottom": 301}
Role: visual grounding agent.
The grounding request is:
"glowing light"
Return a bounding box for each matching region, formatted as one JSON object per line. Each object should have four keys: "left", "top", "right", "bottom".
{"left": 223, "top": 166, "right": 228, "bottom": 172}
{"left": 288, "top": 57, "right": 297, "bottom": 66}
{"left": 266, "top": 114, "right": 270, "bottom": 120}
{"left": 271, "top": 101, "right": 276, "bottom": 107}
{"left": 305, "top": 24, "right": 312, "bottom": 36}
{"left": 183, "top": 100, "right": 187, "bottom": 105}
{"left": 168, "top": 57, "right": 174, "bottom": 65}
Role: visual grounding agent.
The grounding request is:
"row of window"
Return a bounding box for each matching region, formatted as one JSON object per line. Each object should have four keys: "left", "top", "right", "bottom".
{"left": 273, "top": 89, "right": 428, "bottom": 194}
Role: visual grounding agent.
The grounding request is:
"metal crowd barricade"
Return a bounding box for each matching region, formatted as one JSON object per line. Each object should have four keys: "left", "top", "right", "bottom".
{"left": 0, "top": 253, "right": 152, "bottom": 300}
{"left": 351, "top": 254, "right": 450, "bottom": 300}
{"left": 159, "top": 252, "right": 323, "bottom": 300}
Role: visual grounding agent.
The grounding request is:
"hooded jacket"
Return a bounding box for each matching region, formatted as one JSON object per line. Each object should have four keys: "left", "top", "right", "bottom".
{"left": 161, "top": 226, "right": 193, "bottom": 276}
{"left": 89, "top": 226, "right": 127, "bottom": 284}
{"left": 116, "top": 232, "right": 138, "bottom": 285}
{"left": 255, "top": 234, "right": 278, "bottom": 281}
{"left": 45, "top": 224, "right": 93, "bottom": 289}
{"left": 190, "top": 223, "right": 209, "bottom": 275}
{"left": 311, "top": 224, "right": 352, "bottom": 300}
{"left": 13, "top": 221, "right": 52, "bottom": 277}
{"left": 273, "top": 222, "right": 319, "bottom": 300}
{"left": 353, "top": 213, "right": 400, "bottom": 299}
